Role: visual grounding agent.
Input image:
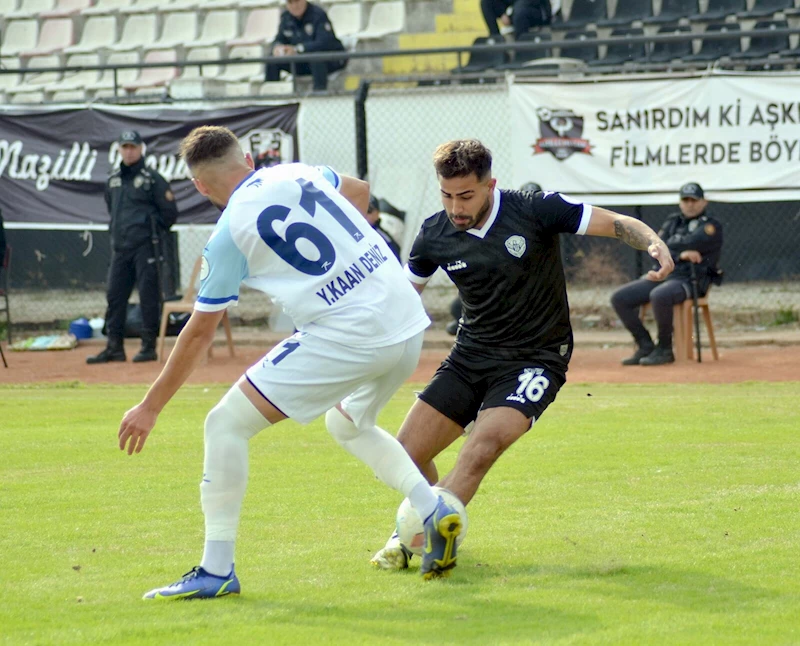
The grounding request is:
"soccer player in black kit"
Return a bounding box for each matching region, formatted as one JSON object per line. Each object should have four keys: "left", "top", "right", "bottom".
{"left": 371, "top": 139, "right": 674, "bottom": 571}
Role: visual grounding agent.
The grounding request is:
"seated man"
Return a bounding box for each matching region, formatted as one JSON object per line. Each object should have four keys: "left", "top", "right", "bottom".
{"left": 611, "top": 182, "right": 723, "bottom": 366}
{"left": 266, "top": 0, "right": 347, "bottom": 92}
{"left": 365, "top": 195, "right": 401, "bottom": 261}
{"left": 481, "top": 0, "right": 552, "bottom": 40}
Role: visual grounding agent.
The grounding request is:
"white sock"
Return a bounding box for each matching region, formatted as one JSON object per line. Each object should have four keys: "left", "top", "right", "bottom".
{"left": 200, "top": 386, "right": 269, "bottom": 575}
{"left": 201, "top": 541, "right": 235, "bottom": 577}
{"left": 324, "top": 408, "right": 439, "bottom": 515}
{"left": 408, "top": 480, "right": 439, "bottom": 522}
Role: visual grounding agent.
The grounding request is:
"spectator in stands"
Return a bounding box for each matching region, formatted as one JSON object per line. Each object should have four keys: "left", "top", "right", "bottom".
{"left": 481, "top": 0, "right": 552, "bottom": 41}
{"left": 266, "top": 0, "right": 347, "bottom": 92}
{"left": 87, "top": 130, "right": 178, "bottom": 365}
{"left": 446, "top": 181, "right": 543, "bottom": 335}
{"left": 611, "top": 182, "right": 723, "bottom": 366}
{"left": 365, "top": 194, "right": 401, "bottom": 261}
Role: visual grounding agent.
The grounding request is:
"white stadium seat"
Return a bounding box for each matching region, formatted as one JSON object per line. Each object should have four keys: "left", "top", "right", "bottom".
{"left": 20, "top": 18, "right": 75, "bottom": 57}
{"left": 83, "top": 50, "right": 140, "bottom": 96}
{"left": 6, "top": 54, "right": 62, "bottom": 102}
{"left": 328, "top": 2, "right": 364, "bottom": 40}
{"left": 148, "top": 10, "right": 200, "bottom": 50}
{"left": 65, "top": 15, "right": 118, "bottom": 53}
{"left": 108, "top": 13, "right": 158, "bottom": 51}
{"left": 82, "top": 0, "right": 133, "bottom": 15}
{"left": 351, "top": 1, "right": 406, "bottom": 42}
{"left": 181, "top": 45, "right": 224, "bottom": 78}
{"left": 124, "top": 48, "right": 178, "bottom": 94}
{"left": 193, "top": 9, "right": 240, "bottom": 46}
{"left": 0, "top": 19, "right": 39, "bottom": 57}
{"left": 45, "top": 53, "right": 103, "bottom": 99}
{"left": 40, "top": 0, "right": 93, "bottom": 17}
{"left": 6, "top": 0, "right": 57, "bottom": 19}
{"left": 228, "top": 8, "right": 280, "bottom": 46}
{"left": 218, "top": 44, "right": 264, "bottom": 81}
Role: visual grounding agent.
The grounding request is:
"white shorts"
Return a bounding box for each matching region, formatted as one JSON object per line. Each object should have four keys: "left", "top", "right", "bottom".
{"left": 245, "top": 330, "right": 424, "bottom": 430}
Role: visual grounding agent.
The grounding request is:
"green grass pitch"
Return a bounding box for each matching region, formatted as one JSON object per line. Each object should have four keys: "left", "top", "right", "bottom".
{"left": 2, "top": 381, "right": 799, "bottom": 645}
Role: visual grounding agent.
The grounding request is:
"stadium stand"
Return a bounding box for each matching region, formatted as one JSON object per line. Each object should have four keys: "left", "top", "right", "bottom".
{"left": 228, "top": 8, "right": 281, "bottom": 47}
{"left": 19, "top": 17, "right": 74, "bottom": 58}
{"left": 451, "top": 35, "right": 506, "bottom": 74}
{"left": 147, "top": 10, "right": 199, "bottom": 50}
{"left": 643, "top": 0, "right": 700, "bottom": 25}
{"left": 649, "top": 24, "right": 694, "bottom": 63}
{"left": 684, "top": 22, "right": 742, "bottom": 61}
{"left": 327, "top": 2, "right": 365, "bottom": 43}
{"left": 557, "top": 0, "right": 607, "bottom": 30}
{"left": 596, "top": 0, "right": 652, "bottom": 27}
{"left": 82, "top": 0, "right": 132, "bottom": 14}
{"left": 40, "top": 0, "right": 94, "bottom": 17}
{"left": 738, "top": 0, "right": 793, "bottom": 18}
{"left": 123, "top": 48, "right": 178, "bottom": 94}
{"left": 689, "top": 0, "right": 747, "bottom": 22}
{"left": 558, "top": 29, "right": 599, "bottom": 63}
{"left": 107, "top": 13, "right": 158, "bottom": 51}
{"left": 351, "top": 0, "right": 406, "bottom": 42}
{"left": 0, "top": 19, "right": 39, "bottom": 58}
{"left": 83, "top": 50, "right": 140, "bottom": 97}
{"left": 6, "top": 53, "right": 62, "bottom": 102}
{"left": 6, "top": 0, "right": 57, "bottom": 19}
{"left": 192, "top": 9, "right": 239, "bottom": 47}
{"left": 496, "top": 31, "right": 552, "bottom": 69}
{"left": 44, "top": 52, "right": 103, "bottom": 99}
{"left": 589, "top": 26, "right": 645, "bottom": 67}
{"left": 730, "top": 19, "right": 789, "bottom": 58}
{"left": 64, "top": 14, "right": 117, "bottom": 52}
{"left": 181, "top": 46, "right": 225, "bottom": 78}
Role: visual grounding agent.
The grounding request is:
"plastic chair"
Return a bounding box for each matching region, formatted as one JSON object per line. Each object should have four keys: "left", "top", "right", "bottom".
{"left": 558, "top": 0, "right": 607, "bottom": 30}
{"left": 589, "top": 26, "right": 646, "bottom": 66}
{"left": 640, "top": 285, "right": 719, "bottom": 363}
{"left": 643, "top": 0, "right": 699, "bottom": 24}
{"left": 157, "top": 255, "right": 235, "bottom": 362}
{"left": 738, "top": 0, "right": 793, "bottom": 19}
{"left": 559, "top": 30, "right": 599, "bottom": 63}
{"left": 689, "top": 0, "right": 746, "bottom": 22}
{"left": 597, "top": 0, "right": 653, "bottom": 27}
{"left": 649, "top": 24, "right": 693, "bottom": 63}
{"left": 451, "top": 36, "right": 507, "bottom": 74}
{"left": 684, "top": 23, "right": 742, "bottom": 62}
{"left": 352, "top": 1, "right": 405, "bottom": 42}
{"left": 730, "top": 19, "right": 788, "bottom": 59}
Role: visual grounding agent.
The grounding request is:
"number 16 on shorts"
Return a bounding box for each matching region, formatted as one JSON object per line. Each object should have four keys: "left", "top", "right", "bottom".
{"left": 507, "top": 367, "right": 550, "bottom": 404}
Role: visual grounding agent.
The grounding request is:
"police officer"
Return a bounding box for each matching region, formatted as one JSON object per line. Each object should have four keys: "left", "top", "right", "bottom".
{"left": 87, "top": 130, "right": 178, "bottom": 365}
{"left": 265, "top": 0, "right": 346, "bottom": 92}
{"left": 611, "top": 182, "right": 723, "bottom": 366}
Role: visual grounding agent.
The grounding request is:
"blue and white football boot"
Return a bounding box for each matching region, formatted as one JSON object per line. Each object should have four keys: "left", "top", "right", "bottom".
{"left": 142, "top": 566, "right": 240, "bottom": 600}
{"left": 420, "top": 497, "right": 462, "bottom": 580}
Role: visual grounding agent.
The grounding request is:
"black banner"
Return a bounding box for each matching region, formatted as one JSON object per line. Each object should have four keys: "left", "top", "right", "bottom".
{"left": 0, "top": 104, "right": 299, "bottom": 225}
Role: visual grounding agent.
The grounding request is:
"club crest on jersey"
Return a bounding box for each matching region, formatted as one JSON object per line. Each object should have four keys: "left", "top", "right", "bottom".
{"left": 505, "top": 235, "right": 527, "bottom": 258}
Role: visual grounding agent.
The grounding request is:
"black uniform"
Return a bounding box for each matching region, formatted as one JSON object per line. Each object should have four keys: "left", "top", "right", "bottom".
{"left": 407, "top": 189, "right": 588, "bottom": 427}
{"left": 373, "top": 222, "right": 401, "bottom": 261}
{"left": 104, "top": 158, "right": 178, "bottom": 344}
{"left": 611, "top": 210, "right": 723, "bottom": 349}
{"left": 266, "top": 2, "right": 346, "bottom": 91}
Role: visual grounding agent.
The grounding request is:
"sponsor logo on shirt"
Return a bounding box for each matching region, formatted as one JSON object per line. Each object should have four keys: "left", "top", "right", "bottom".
{"left": 446, "top": 260, "right": 467, "bottom": 272}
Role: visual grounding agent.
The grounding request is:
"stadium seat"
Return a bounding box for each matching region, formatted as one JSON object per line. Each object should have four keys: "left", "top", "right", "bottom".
{"left": 738, "top": 0, "right": 793, "bottom": 18}
{"left": 6, "top": 54, "right": 62, "bottom": 102}
{"left": 158, "top": 255, "right": 234, "bottom": 363}
{"left": 0, "top": 245, "right": 11, "bottom": 345}
{"left": 228, "top": 8, "right": 281, "bottom": 46}
{"left": 643, "top": 0, "right": 699, "bottom": 24}
{"left": 327, "top": 2, "right": 364, "bottom": 42}
{"left": 590, "top": 26, "right": 646, "bottom": 66}
{"left": 65, "top": 14, "right": 117, "bottom": 53}
{"left": 451, "top": 36, "right": 506, "bottom": 74}
{"left": 0, "top": 19, "right": 39, "bottom": 57}
{"left": 351, "top": 1, "right": 406, "bottom": 42}
{"left": 19, "top": 18, "right": 74, "bottom": 58}
{"left": 496, "top": 31, "right": 552, "bottom": 70}
{"left": 123, "top": 49, "right": 178, "bottom": 93}
{"left": 108, "top": 14, "right": 159, "bottom": 51}
{"left": 5, "top": 0, "right": 56, "bottom": 19}
{"left": 193, "top": 9, "right": 239, "bottom": 46}
{"left": 0, "top": 60, "right": 23, "bottom": 102}
{"left": 558, "top": 29, "right": 599, "bottom": 63}
{"left": 40, "top": 0, "right": 93, "bottom": 17}
{"left": 689, "top": 0, "right": 746, "bottom": 22}
{"left": 44, "top": 52, "right": 102, "bottom": 97}
{"left": 557, "top": 0, "right": 607, "bottom": 30}
{"left": 0, "top": 0, "right": 21, "bottom": 18}
{"left": 82, "top": 0, "right": 132, "bottom": 14}
{"left": 730, "top": 19, "right": 788, "bottom": 58}
{"left": 83, "top": 50, "right": 140, "bottom": 96}
{"left": 148, "top": 11, "right": 200, "bottom": 50}
{"left": 648, "top": 24, "right": 693, "bottom": 62}
{"left": 180, "top": 46, "right": 224, "bottom": 78}
{"left": 218, "top": 44, "right": 264, "bottom": 81}
{"left": 684, "top": 22, "right": 742, "bottom": 61}
{"left": 120, "top": 0, "right": 175, "bottom": 13}
{"left": 597, "top": 0, "right": 653, "bottom": 27}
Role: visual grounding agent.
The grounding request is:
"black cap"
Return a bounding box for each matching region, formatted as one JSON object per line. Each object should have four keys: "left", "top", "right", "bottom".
{"left": 367, "top": 194, "right": 380, "bottom": 213}
{"left": 118, "top": 130, "right": 143, "bottom": 145}
{"left": 679, "top": 182, "right": 704, "bottom": 199}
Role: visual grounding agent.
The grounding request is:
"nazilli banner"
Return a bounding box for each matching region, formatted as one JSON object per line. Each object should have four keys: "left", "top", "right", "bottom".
{"left": 510, "top": 73, "right": 800, "bottom": 205}
{"left": 0, "top": 103, "right": 299, "bottom": 224}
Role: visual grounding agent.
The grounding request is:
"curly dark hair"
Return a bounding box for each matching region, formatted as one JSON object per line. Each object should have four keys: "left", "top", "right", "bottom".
{"left": 432, "top": 139, "right": 492, "bottom": 181}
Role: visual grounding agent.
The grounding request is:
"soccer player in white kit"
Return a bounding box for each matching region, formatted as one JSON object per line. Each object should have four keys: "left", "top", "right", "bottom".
{"left": 117, "top": 126, "right": 463, "bottom": 599}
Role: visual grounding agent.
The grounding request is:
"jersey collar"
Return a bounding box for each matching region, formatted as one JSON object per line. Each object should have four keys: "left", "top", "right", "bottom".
{"left": 466, "top": 187, "right": 501, "bottom": 239}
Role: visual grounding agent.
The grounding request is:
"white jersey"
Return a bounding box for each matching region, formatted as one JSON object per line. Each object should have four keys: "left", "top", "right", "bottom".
{"left": 195, "top": 163, "right": 430, "bottom": 348}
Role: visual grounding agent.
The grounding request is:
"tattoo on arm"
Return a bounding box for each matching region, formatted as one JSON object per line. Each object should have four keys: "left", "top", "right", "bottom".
{"left": 614, "top": 219, "right": 655, "bottom": 251}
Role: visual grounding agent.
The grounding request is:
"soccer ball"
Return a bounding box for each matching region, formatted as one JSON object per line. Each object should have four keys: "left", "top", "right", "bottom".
{"left": 395, "top": 486, "right": 469, "bottom": 556}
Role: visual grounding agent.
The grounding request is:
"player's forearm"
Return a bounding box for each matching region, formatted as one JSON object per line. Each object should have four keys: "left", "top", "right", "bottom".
{"left": 140, "top": 324, "right": 215, "bottom": 413}
{"left": 612, "top": 215, "right": 661, "bottom": 251}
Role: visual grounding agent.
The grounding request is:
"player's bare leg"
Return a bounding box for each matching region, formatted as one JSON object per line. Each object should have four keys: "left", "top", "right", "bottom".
{"left": 438, "top": 407, "right": 531, "bottom": 506}
{"left": 370, "top": 399, "right": 464, "bottom": 570}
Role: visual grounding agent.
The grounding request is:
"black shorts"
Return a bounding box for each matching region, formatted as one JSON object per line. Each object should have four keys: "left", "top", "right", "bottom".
{"left": 417, "top": 345, "right": 567, "bottom": 429}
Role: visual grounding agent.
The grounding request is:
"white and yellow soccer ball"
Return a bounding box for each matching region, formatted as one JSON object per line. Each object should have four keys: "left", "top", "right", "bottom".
{"left": 395, "top": 486, "right": 469, "bottom": 556}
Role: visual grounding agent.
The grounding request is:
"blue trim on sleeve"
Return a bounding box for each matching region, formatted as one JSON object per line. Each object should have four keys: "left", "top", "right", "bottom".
{"left": 197, "top": 295, "right": 240, "bottom": 305}
{"left": 319, "top": 165, "right": 341, "bottom": 189}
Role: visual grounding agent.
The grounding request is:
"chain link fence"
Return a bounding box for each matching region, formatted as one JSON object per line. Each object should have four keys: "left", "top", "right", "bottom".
{"left": 4, "top": 82, "right": 800, "bottom": 339}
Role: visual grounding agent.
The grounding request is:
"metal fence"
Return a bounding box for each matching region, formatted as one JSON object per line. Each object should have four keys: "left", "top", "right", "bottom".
{"left": 4, "top": 80, "right": 800, "bottom": 340}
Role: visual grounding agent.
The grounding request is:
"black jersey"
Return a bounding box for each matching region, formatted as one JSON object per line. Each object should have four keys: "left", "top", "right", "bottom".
{"left": 406, "top": 189, "right": 590, "bottom": 364}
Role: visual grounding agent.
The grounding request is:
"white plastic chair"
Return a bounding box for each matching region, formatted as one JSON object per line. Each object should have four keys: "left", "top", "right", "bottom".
{"left": 65, "top": 15, "right": 117, "bottom": 53}
{"left": 0, "top": 19, "right": 39, "bottom": 56}
{"left": 45, "top": 53, "right": 102, "bottom": 94}
{"left": 351, "top": 1, "right": 405, "bottom": 42}
{"left": 328, "top": 2, "right": 363, "bottom": 39}
{"left": 108, "top": 13, "right": 159, "bottom": 51}
{"left": 6, "top": 0, "right": 56, "bottom": 18}
{"left": 20, "top": 18, "right": 74, "bottom": 57}
{"left": 123, "top": 49, "right": 178, "bottom": 92}
{"left": 228, "top": 7, "right": 280, "bottom": 46}
{"left": 83, "top": 50, "right": 140, "bottom": 95}
{"left": 148, "top": 10, "right": 199, "bottom": 49}
{"left": 82, "top": 0, "right": 132, "bottom": 13}
{"left": 181, "top": 45, "right": 224, "bottom": 78}
{"left": 194, "top": 9, "right": 239, "bottom": 46}
{"left": 41, "top": 0, "right": 93, "bottom": 16}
